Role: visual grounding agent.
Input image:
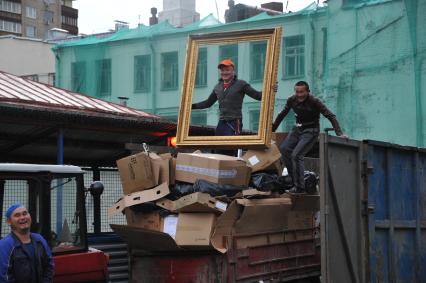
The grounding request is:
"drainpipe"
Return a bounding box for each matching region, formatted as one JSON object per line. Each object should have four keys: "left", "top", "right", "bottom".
{"left": 53, "top": 49, "right": 60, "bottom": 88}
{"left": 56, "top": 129, "right": 64, "bottom": 234}
{"left": 309, "top": 10, "right": 316, "bottom": 93}
{"left": 149, "top": 38, "right": 157, "bottom": 114}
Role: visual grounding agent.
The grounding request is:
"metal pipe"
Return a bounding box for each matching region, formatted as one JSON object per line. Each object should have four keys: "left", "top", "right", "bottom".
{"left": 92, "top": 167, "right": 101, "bottom": 234}
{"left": 56, "top": 129, "right": 64, "bottom": 233}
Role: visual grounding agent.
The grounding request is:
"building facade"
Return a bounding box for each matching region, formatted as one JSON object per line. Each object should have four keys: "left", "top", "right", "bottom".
{"left": 0, "top": 0, "right": 78, "bottom": 39}
{"left": 0, "top": 35, "right": 55, "bottom": 84}
{"left": 54, "top": 0, "right": 426, "bottom": 147}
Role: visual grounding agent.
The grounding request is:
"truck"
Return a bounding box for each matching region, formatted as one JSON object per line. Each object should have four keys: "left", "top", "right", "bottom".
{"left": 113, "top": 133, "right": 426, "bottom": 282}
{"left": 0, "top": 163, "right": 109, "bottom": 283}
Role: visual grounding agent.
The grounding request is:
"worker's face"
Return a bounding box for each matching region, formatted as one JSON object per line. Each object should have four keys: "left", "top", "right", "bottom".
{"left": 7, "top": 207, "right": 32, "bottom": 234}
{"left": 294, "top": 85, "right": 309, "bottom": 102}
{"left": 220, "top": 65, "right": 235, "bottom": 83}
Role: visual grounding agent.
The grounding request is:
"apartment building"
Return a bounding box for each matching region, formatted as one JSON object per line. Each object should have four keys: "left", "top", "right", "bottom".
{"left": 0, "top": 0, "right": 78, "bottom": 39}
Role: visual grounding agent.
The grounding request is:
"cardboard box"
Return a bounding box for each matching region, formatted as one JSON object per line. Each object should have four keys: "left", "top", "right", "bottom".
{"left": 108, "top": 182, "right": 170, "bottom": 217}
{"left": 125, "top": 210, "right": 164, "bottom": 231}
{"left": 116, "top": 152, "right": 156, "bottom": 194}
{"left": 159, "top": 153, "right": 176, "bottom": 185}
{"left": 175, "top": 213, "right": 216, "bottom": 247}
{"left": 175, "top": 153, "right": 251, "bottom": 186}
{"left": 211, "top": 198, "right": 317, "bottom": 253}
{"left": 242, "top": 143, "right": 282, "bottom": 173}
{"left": 150, "top": 153, "right": 170, "bottom": 186}
{"left": 156, "top": 192, "right": 227, "bottom": 214}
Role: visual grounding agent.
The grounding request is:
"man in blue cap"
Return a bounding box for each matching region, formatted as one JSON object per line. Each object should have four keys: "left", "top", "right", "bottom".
{"left": 0, "top": 203, "right": 54, "bottom": 283}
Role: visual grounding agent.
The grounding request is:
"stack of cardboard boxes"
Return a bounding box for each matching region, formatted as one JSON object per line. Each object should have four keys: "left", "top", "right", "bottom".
{"left": 109, "top": 143, "right": 319, "bottom": 253}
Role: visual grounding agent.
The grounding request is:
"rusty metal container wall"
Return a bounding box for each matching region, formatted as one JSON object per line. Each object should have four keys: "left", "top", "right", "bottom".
{"left": 365, "top": 141, "right": 426, "bottom": 282}
{"left": 128, "top": 229, "right": 321, "bottom": 282}
{"left": 320, "top": 134, "right": 426, "bottom": 283}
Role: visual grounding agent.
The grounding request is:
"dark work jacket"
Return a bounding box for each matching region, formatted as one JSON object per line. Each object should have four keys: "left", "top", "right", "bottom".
{"left": 0, "top": 232, "right": 54, "bottom": 283}
{"left": 192, "top": 76, "right": 262, "bottom": 120}
{"left": 272, "top": 94, "right": 343, "bottom": 135}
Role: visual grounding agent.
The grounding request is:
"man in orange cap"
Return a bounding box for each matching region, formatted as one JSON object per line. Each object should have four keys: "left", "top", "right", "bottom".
{"left": 192, "top": 58, "right": 274, "bottom": 137}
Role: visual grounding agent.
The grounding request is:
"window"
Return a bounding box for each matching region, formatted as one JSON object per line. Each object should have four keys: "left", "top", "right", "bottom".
{"left": 96, "top": 59, "right": 111, "bottom": 97}
{"left": 62, "top": 15, "right": 77, "bottom": 26}
{"left": 44, "top": 10, "right": 54, "bottom": 25}
{"left": 71, "top": 62, "right": 86, "bottom": 93}
{"left": 250, "top": 41, "right": 267, "bottom": 82}
{"left": 283, "top": 35, "right": 305, "bottom": 78}
{"left": 25, "top": 26, "right": 36, "bottom": 38}
{"left": 219, "top": 44, "right": 238, "bottom": 72}
{"left": 0, "top": 0, "right": 21, "bottom": 14}
{"left": 21, "top": 74, "right": 38, "bottom": 82}
{"left": 190, "top": 110, "right": 207, "bottom": 126}
{"left": 134, "top": 55, "right": 151, "bottom": 93}
{"left": 0, "top": 20, "right": 21, "bottom": 33}
{"left": 195, "top": 48, "right": 207, "bottom": 87}
{"left": 249, "top": 109, "right": 260, "bottom": 132}
{"left": 25, "top": 6, "right": 36, "bottom": 19}
{"left": 48, "top": 73, "right": 55, "bottom": 86}
{"left": 161, "top": 52, "right": 178, "bottom": 90}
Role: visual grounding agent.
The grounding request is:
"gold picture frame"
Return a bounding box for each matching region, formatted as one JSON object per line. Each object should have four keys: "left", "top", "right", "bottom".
{"left": 176, "top": 27, "right": 282, "bottom": 149}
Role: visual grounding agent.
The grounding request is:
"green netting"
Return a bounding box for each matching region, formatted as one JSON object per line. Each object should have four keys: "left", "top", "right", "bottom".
{"left": 53, "top": 0, "right": 426, "bottom": 147}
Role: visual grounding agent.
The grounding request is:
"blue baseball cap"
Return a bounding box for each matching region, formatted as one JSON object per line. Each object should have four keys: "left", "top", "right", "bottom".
{"left": 5, "top": 203, "right": 24, "bottom": 219}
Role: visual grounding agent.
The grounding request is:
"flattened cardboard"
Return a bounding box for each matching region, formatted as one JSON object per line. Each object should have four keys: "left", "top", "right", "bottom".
{"left": 242, "top": 143, "right": 282, "bottom": 173}
{"left": 116, "top": 152, "right": 156, "bottom": 194}
{"left": 242, "top": 188, "right": 272, "bottom": 197}
{"left": 175, "top": 153, "right": 251, "bottom": 186}
{"left": 175, "top": 213, "right": 216, "bottom": 247}
{"left": 108, "top": 182, "right": 169, "bottom": 217}
{"left": 111, "top": 224, "right": 182, "bottom": 252}
{"left": 156, "top": 192, "right": 227, "bottom": 214}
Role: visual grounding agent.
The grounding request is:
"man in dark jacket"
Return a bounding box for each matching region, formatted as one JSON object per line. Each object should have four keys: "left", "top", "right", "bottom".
{"left": 192, "top": 59, "right": 263, "bottom": 136}
{"left": 0, "top": 203, "right": 54, "bottom": 283}
{"left": 272, "top": 81, "right": 347, "bottom": 194}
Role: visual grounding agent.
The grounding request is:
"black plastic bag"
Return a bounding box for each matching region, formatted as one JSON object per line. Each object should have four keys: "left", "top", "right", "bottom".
{"left": 304, "top": 171, "right": 319, "bottom": 194}
{"left": 192, "top": 179, "right": 246, "bottom": 197}
{"left": 171, "top": 180, "right": 245, "bottom": 198}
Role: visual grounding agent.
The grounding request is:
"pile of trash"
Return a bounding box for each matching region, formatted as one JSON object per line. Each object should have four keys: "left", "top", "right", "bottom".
{"left": 108, "top": 143, "right": 320, "bottom": 252}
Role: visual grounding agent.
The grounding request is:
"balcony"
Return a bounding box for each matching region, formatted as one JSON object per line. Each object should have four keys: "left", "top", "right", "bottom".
{"left": 61, "top": 5, "right": 77, "bottom": 18}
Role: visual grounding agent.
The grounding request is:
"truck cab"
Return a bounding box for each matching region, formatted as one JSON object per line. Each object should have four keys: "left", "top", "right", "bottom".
{"left": 0, "top": 163, "right": 108, "bottom": 283}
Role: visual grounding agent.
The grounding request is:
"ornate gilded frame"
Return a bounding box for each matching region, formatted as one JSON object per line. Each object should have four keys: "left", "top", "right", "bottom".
{"left": 176, "top": 27, "right": 282, "bottom": 148}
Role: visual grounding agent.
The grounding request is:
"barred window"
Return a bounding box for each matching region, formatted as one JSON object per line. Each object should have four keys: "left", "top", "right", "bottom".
{"left": 195, "top": 48, "right": 207, "bottom": 88}
{"left": 250, "top": 41, "right": 267, "bottom": 82}
{"left": 161, "top": 52, "right": 178, "bottom": 90}
{"left": 71, "top": 62, "right": 86, "bottom": 93}
{"left": 134, "top": 55, "right": 151, "bottom": 93}
{"left": 96, "top": 59, "right": 111, "bottom": 97}
{"left": 283, "top": 35, "right": 305, "bottom": 78}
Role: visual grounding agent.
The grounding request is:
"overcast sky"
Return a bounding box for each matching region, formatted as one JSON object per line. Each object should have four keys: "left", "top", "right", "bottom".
{"left": 74, "top": 0, "right": 323, "bottom": 34}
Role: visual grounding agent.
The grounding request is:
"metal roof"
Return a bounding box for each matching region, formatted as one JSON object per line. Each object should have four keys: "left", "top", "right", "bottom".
{"left": 0, "top": 71, "right": 159, "bottom": 119}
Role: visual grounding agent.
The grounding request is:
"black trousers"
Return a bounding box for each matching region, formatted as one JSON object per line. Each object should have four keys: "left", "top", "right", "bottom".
{"left": 279, "top": 126, "right": 319, "bottom": 189}
{"left": 215, "top": 119, "right": 242, "bottom": 156}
